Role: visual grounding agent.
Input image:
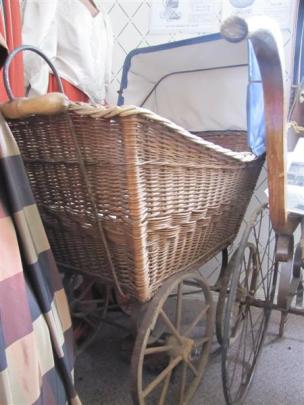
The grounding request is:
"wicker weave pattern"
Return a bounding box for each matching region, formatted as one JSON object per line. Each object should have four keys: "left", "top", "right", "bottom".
{"left": 8, "top": 105, "right": 263, "bottom": 302}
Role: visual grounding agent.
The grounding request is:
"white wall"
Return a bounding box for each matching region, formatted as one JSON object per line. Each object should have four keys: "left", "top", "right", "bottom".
{"left": 104, "top": 0, "right": 213, "bottom": 103}
{"left": 105, "top": 0, "right": 297, "bottom": 104}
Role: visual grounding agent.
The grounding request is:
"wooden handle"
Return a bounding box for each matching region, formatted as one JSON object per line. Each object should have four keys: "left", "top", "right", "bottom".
{"left": 251, "top": 27, "right": 287, "bottom": 233}
{"left": 222, "top": 16, "right": 288, "bottom": 234}
{"left": 1, "top": 93, "right": 69, "bottom": 119}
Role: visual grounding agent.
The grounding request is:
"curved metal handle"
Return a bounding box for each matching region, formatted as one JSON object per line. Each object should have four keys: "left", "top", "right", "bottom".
{"left": 221, "top": 16, "right": 288, "bottom": 234}
{"left": 3, "top": 45, "right": 64, "bottom": 100}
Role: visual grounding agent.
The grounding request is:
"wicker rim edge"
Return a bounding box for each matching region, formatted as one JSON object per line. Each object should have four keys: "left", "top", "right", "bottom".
{"left": 68, "top": 102, "right": 258, "bottom": 164}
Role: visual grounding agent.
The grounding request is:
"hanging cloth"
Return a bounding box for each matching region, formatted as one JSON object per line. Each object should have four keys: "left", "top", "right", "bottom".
{"left": 0, "top": 4, "right": 80, "bottom": 402}
{"left": 0, "top": 0, "right": 24, "bottom": 101}
{"left": 22, "top": 0, "right": 113, "bottom": 103}
{"left": 0, "top": 112, "right": 81, "bottom": 404}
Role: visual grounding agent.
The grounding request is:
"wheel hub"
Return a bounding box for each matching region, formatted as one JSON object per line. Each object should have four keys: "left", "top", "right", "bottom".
{"left": 167, "top": 335, "right": 194, "bottom": 360}
{"left": 236, "top": 285, "right": 247, "bottom": 302}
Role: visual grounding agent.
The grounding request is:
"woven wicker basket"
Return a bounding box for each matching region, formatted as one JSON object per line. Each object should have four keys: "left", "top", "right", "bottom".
{"left": 8, "top": 104, "right": 264, "bottom": 302}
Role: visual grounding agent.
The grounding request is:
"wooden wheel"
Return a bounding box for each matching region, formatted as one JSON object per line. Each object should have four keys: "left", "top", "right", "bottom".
{"left": 222, "top": 204, "right": 278, "bottom": 404}
{"left": 63, "top": 273, "right": 110, "bottom": 354}
{"left": 131, "top": 271, "right": 213, "bottom": 405}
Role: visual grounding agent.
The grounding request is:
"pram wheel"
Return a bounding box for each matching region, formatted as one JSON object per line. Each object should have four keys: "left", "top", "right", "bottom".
{"left": 277, "top": 242, "right": 303, "bottom": 337}
{"left": 215, "top": 249, "right": 232, "bottom": 345}
{"left": 131, "top": 271, "right": 213, "bottom": 405}
{"left": 221, "top": 204, "right": 278, "bottom": 404}
{"left": 63, "top": 273, "right": 110, "bottom": 354}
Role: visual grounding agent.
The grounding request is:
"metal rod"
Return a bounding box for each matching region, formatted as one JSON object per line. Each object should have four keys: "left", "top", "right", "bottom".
{"left": 3, "top": 45, "right": 64, "bottom": 100}
{"left": 246, "top": 296, "right": 304, "bottom": 316}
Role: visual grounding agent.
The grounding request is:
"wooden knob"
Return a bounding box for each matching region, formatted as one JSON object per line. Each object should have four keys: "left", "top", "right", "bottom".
{"left": 1, "top": 92, "right": 69, "bottom": 119}
{"left": 221, "top": 16, "right": 248, "bottom": 43}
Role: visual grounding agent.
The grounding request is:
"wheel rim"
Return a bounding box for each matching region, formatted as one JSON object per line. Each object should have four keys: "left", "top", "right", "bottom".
{"left": 222, "top": 205, "right": 278, "bottom": 405}
{"left": 131, "top": 272, "right": 213, "bottom": 405}
{"left": 215, "top": 249, "right": 231, "bottom": 345}
{"left": 216, "top": 262, "right": 233, "bottom": 345}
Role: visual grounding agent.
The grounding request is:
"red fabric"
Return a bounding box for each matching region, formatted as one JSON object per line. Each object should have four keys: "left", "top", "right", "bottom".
{"left": 0, "top": 1, "right": 89, "bottom": 103}
{"left": 48, "top": 74, "right": 89, "bottom": 102}
{"left": 0, "top": 0, "right": 24, "bottom": 101}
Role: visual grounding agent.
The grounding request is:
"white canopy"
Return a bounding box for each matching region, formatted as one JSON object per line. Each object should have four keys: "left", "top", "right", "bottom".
{"left": 118, "top": 34, "right": 248, "bottom": 133}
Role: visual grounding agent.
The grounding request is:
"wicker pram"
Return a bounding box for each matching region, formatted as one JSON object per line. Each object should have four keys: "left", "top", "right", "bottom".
{"left": 4, "top": 16, "right": 303, "bottom": 405}
{"left": 6, "top": 102, "right": 263, "bottom": 302}
{"left": 2, "top": 29, "right": 267, "bottom": 303}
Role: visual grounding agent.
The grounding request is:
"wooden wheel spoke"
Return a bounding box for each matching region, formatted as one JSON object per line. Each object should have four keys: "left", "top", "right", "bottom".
{"left": 160, "top": 309, "right": 183, "bottom": 344}
{"left": 73, "top": 311, "right": 98, "bottom": 324}
{"left": 194, "top": 336, "right": 209, "bottom": 347}
{"left": 158, "top": 370, "right": 172, "bottom": 405}
{"left": 73, "top": 307, "right": 102, "bottom": 318}
{"left": 74, "top": 298, "right": 105, "bottom": 305}
{"left": 76, "top": 280, "right": 96, "bottom": 301}
{"left": 144, "top": 345, "right": 172, "bottom": 356}
{"left": 185, "top": 304, "right": 209, "bottom": 337}
{"left": 184, "top": 358, "right": 199, "bottom": 377}
{"left": 72, "top": 312, "right": 85, "bottom": 318}
{"left": 143, "top": 355, "right": 182, "bottom": 398}
{"left": 179, "top": 362, "right": 187, "bottom": 405}
{"left": 176, "top": 282, "right": 183, "bottom": 332}
{"left": 80, "top": 317, "right": 96, "bottom": 328}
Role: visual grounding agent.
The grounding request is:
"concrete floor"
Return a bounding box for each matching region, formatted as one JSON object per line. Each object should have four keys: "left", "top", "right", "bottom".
{"left": 75, "top": 309, "right": 304, "bottom": 404}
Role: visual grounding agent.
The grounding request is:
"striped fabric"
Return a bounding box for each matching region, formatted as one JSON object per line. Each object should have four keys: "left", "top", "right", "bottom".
{"left": 0, "top": 112, "right": 80, "bottom": 404}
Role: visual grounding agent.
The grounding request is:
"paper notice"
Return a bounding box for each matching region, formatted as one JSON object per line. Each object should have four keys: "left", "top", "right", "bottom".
{"left": 150, "top": 0, "right": 222, "bottom": 34}
{"left": 221, "top": 0, "right": 296, "bottom": 30}
{"left": 287, "top": 137, "right": 304, "bottom": 215}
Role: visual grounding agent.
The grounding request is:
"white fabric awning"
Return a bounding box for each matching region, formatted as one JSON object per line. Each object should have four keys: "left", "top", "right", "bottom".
{"left": 119, "top": 35, "right": 248, "bottom": 132}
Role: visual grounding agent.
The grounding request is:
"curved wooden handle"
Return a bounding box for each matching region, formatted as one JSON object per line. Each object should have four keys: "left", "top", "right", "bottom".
{"left": 1, "top": 93, "right": 69, "bottom": 119}
{"left": 222, "top": 16, "right": 288, "bottom": 234}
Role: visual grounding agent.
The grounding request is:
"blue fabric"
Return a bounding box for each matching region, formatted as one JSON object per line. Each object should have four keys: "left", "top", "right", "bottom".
{"left": 247, "top": 42, "right": 266, "bottom": 156}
